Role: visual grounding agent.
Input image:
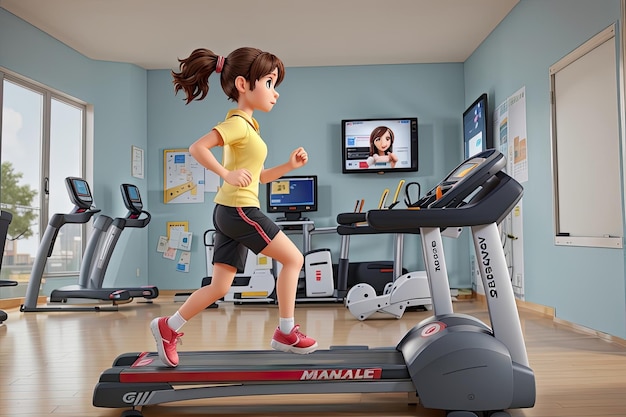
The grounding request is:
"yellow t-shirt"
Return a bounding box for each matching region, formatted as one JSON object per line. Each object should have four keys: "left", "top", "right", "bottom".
{"left": 213, "top": 109, "right": 268, "bottom": 208}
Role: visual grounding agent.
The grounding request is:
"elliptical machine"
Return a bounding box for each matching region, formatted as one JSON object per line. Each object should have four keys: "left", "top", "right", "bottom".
{"left": 339, "top": 180, "right": 433, "bottom": 319}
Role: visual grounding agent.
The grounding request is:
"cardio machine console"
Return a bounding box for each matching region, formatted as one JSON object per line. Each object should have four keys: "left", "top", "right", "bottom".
{"left": 412, "top": 149, "right": 506, "bottom": 210}
{"left": 120, "top": 183, "right": 143, "bottom": 214}
{"left": 65, "top": 177, "right": 94, "bottom": 211}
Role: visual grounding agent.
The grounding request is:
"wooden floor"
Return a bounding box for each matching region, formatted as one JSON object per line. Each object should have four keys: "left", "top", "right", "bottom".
{"left": 1, "top": 295, "right": 626, "bottom": 417}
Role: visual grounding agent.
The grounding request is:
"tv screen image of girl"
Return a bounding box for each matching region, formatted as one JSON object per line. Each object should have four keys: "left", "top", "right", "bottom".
{"left": 366, "top": 126, "right": 398, "bottom": 168}
{"left": 342, "top": 118, "right": 416, "bottom": 172}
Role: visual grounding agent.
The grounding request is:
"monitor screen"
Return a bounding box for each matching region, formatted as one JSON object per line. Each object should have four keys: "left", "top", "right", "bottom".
{"left": 120, "top": 183, "right": 143, "bottom": 212}
{"left": 72, "top": 178, "right": 91, "bottom": 198}
{"left": 127, "top": 185, "right": 140, "bottom": 203}
{"left": 266, "top": 175, "right": 317, "bottom": 221}
{"left": 463, "top": 93, "right": 492, "bottom": 159}
{"left": 64, "top": 176, "right": 94, "bottom": 209}
{"left": 341, "top": 117, "right": 418, "bottom": 174}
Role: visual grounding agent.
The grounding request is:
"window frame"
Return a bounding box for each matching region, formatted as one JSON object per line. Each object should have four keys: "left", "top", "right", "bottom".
{"left": 1, "top": 67, "right": 88, "bottom": 277}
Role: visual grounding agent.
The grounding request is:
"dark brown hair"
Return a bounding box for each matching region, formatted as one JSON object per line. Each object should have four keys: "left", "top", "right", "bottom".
{"left": 369, "top": 126, "right": 394, "bottom": 156}
{"left": 172, "top": 47, "right": 285, "bottom": 104}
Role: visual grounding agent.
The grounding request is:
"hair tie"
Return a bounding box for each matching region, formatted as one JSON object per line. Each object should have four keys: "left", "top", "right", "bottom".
{"left": 216, "top": 55, "right": 225, "bottom": 74}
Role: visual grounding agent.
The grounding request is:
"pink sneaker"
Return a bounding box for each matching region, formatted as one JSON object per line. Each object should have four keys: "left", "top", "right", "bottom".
{"left": 270, "top": 325, "right": 318, "bottom": 354}
{"left": 150, "top": 317, "right": 183, "bottom": 367}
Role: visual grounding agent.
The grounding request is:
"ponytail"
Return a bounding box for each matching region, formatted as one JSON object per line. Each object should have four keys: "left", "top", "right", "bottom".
{"left": 172, "top": 47, "right": 285, "bottom": 104}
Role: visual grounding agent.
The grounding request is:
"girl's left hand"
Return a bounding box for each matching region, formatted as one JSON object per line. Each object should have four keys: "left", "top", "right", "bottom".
{"left": 290, "top": 147, "right": 308, "bottom": 168}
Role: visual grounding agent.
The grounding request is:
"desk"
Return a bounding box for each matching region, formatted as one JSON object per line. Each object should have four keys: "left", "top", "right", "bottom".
{"left": 276, "top": 221, "right": 338, "bottom": 254}
{"left": 276, "top": 220, "right": 315, "bottom": 253}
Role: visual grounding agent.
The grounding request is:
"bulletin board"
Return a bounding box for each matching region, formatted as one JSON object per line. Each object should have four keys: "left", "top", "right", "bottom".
{"left": 166, "top": 221, "right": 188, "bottom": 239}
{"left": 163, "top": 149, "right": 205, "bottom": 204}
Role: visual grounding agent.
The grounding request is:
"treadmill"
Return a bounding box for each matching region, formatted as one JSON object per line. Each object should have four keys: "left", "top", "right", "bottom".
{"left": 93, "top": 149, "right": 535, "bottom": 417}
{"left": 21, "top": 178, "right": 132, "bottom": 312}
{"left": 49, "top": 183, "right": 158, "bottom": 303}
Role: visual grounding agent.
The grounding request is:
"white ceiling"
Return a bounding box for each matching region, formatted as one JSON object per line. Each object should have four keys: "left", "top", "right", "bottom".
{"left": 0, "top": 0, "right": 519, "bottom": 70}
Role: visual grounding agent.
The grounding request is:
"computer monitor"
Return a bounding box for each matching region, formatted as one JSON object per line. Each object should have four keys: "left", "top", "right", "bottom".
{"left": 266, "top": 175, "right": 318, "bottom": 221}
{"left": 463, "top": 93, "right": 492, "bottom": 159}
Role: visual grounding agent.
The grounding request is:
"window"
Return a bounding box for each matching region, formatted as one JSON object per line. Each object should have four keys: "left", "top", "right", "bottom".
{"left": 0, "top": 69, "right": 86, "bottom": 292}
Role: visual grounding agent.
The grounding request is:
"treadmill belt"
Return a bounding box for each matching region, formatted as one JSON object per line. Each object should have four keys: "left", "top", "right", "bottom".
{"left": 104, "top": 347, "right": 410, "bottom": 384}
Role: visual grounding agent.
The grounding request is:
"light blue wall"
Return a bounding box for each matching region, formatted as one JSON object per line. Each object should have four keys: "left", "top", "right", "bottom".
{"left": 146, "top": 64, "right": 468, "bottom": 290}
{"left": 2, "top": 1, "right": 626, "bottom": 339}
{"left": 0, "top": 8, "right": 150, "bottom": 290}
{"left": 464, "top": 0, "right": 625, "bottom": 337}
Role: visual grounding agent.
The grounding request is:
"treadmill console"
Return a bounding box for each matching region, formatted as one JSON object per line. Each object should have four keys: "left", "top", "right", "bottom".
{"left": 413, "top": 149, "right": 506, "bottom": 209}
{"left": 65, "top": 177, "right": 94, "bottom": 211}
{"left": 120, "top": 184, "right": 143, "bottom": 215}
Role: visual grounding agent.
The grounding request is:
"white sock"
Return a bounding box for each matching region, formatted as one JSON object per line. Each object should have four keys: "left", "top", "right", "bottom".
{"left": 167, "top": 311, "right": 187, "bottom": 332}
{"left": 279, "top": 317, "right": 295, "bottom": 334}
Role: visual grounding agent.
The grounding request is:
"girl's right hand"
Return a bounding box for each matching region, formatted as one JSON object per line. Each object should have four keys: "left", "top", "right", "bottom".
{"left": 224, "top": 169, "right": 252, "bottom": 187}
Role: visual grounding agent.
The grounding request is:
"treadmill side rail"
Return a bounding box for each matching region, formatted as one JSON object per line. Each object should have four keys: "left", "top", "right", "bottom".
{"left": 93, "top": 380, "right": 417, "bottom": 408}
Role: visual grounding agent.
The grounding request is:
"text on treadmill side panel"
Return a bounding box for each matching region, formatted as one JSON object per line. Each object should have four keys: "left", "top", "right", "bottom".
{"left": 300, "top": 368, "right": 381, "bottom": 380}
{"left": 478, "top": 235, "right": 498, "bottom": 298}
{"left": 123, "top": 391, "right": 156, "bottom": 406}
{"left": 431, "top": 240, "right": 441, "bottom": 272}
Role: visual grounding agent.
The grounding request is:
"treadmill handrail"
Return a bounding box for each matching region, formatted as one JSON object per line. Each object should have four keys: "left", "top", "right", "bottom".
{"left": 47, "top": 209, "right": 101, "bottom": 229}
{"left": 429, "top": 149, "right": 505, "bottom": 209}
{"left": 336, "top": 212, "right": 366, "bottom": 225}
{"left": 114, "top": 209, "right": 151, "bottom": 229}
{"left": 367, "top": 172, "right": 522, "bottom": 232}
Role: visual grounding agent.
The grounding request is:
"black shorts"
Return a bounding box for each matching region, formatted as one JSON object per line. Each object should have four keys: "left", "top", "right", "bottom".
{"left": 212, "top": 204, "right": 280, "bottom": 272}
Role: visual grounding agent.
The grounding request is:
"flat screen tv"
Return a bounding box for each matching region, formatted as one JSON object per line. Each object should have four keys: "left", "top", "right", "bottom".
{"left": 341, "top": 117, "right": 418, "bottom": 174}
{"left": 463, "top": 93, "right": 492, "bottom": 159}
{"left": 266, "top": 175, "right": 318, "bottom": 221}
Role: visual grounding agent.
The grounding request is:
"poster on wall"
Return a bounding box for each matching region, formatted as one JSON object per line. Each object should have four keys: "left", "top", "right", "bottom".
{"left": 492, "top": 87, "right": 527, "bottom": 300}
{"left": 163, "top": 149, "right": 205, "bottom": 204}
{"left": 204, "top": 169, "right": 220, "bottom": 193}
{"left": 508, "top": 87, "right": 528, "bottom": 183}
